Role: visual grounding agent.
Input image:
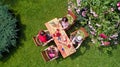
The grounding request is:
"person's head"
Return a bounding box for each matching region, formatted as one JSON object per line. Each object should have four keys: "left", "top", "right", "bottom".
{"left": 81, "top": 8, "right": 87, "bottom": 13}
{"left": 62, "top": 17, "right": 68, "bottom": 22}
{"left": 56, "top": 29, "right": 59, "bottom": 31}
{"left": 39, "top": 30, "right": 46, "bottom": 36}
{"left": 76, "top": 36, "right": 82, "bottom": 41}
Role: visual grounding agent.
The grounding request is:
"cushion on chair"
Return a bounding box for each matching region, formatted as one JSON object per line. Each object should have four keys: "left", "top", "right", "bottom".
{"left": 66, "top": 14, "right": 74, "bottom": 25}
{"left": 68, "top": 10, "right": 77, "bottom": 20}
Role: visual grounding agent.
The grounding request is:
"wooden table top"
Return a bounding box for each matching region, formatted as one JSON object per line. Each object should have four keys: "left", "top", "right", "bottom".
{"left": 45, "top": 18, "right": 76, "bottom": 58}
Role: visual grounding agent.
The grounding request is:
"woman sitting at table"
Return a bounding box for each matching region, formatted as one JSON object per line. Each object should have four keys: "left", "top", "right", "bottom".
{"left": 70, "top": 35, "right": 83, "bottom": 49}
{"left": 71, "top": 36, "right": 83, "bottom": 45}
{"left": 47, "top": 46, "right": 59, "bottom": 59}
{"left": 37, "top": 30, "right": 52, "bottom": 43}
{"left": 61, "top": 17, "right": 70, "bottom": 30}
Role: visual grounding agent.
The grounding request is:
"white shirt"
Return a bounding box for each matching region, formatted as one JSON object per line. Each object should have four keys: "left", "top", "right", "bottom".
{"left": 61, "top": 21, "right": 69, "bottom": 29}
{"left": 72, "top": 36, "right": 83, "bottom": 44}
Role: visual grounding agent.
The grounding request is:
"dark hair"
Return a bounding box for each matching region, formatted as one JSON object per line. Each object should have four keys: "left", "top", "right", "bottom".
{"left": 62, "top": 17, "right": 68, "bottom": 22}
{"left": 39, "top": 30, "right": 46, "bottom": 36}
{"left": 81, "top": 8, "right": 87, "bottom": 13}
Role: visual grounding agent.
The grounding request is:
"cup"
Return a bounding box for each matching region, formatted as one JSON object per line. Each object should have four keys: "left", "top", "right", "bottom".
{"left": 62, "top": 48, "right": 64, "bottom": 51}
{"left": 63, "top": 37, "right": 67, "bottom": 42}
{"left": 67, "top": 44, "right": 71, "bottom": 48}
{"left": 53, "top": 34, "right": 56, "bottom": 37}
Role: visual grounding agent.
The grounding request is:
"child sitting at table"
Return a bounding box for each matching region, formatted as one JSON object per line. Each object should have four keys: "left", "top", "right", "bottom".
{"left": 38, "top": 30, "right": 52, "bottom": 43}
{"left": 47, "top": 46, "right": 58, "bottom": 59}
{"left": 61, "top": 17, "right": 70, "bottom": 30}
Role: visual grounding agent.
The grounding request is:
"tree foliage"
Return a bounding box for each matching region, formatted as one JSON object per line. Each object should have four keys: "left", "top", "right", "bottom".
{"left": 0, "top": 6, "right": 18, "bottom": 59}
{"left": 68, "top": 0, "right": 120, "bottom": 54}
{"left": 69, "top": 0, "right": 120, "bottom": 45}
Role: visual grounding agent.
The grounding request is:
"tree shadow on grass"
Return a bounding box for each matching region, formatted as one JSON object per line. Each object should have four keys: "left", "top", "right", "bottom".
{"left": 70, "top": 48, "right": 82, "bottom": 60}
{"left": 66, "top": 20, "right": 83, "bottom": 35}
{"left": 17, "top": 14, "right": 26, "bottom": 41}
{"left": 0, "top": 12, "right": 26, "bottom": 62}
{"left": 118, "top": 32, "right": 120, "bottom": 44}
{"left": 1, "top": 0, "right": 18, "bottom": 6}
{"left": 56, "top": 53, "right": 64, "bottom": 63}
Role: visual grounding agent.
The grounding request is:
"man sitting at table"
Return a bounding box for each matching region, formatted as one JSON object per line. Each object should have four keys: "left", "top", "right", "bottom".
{"left": 37, "top": 30, "right": 52, "bottom": 43}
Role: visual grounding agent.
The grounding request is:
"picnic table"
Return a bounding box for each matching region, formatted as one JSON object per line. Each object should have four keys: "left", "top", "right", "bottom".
{"left": 45, "top": 18, "right": 76, "bottom": 58}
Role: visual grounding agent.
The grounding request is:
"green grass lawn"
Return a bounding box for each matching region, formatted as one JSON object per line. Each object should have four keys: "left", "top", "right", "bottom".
{"left": 0, "top": 0, "right": 120, "bottom": 67}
